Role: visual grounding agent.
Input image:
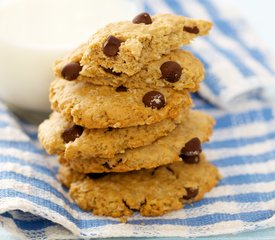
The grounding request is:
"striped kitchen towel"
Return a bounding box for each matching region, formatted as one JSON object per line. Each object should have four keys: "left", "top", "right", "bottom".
{"left": 1, "top": 95, "right": 275, "bottom": 239}
{"left": 1, "top": 0, "right": 275, "bottom": 239}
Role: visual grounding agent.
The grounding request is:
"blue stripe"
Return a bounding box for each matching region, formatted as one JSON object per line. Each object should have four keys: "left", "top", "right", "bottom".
{"left": 0, "top": 189, "right": 118, "bottom": 229}
{"left": 212, "top": 149, "right": 275, "bottom": 167}
{"left": 205, "top": 38, "right": 255, "bottom": 77}
{"left": 164, "top": 0, "right": 255, "bottom": 77}
{"left": 128, "top": 210, "right": 274, "bottom": 226}
{"left": 25, "top": 131, "right": 38, "bottom": 140}
{"left": 2, "top": 212, "right": 54, "bottom": 231}
{"left": 205, "top": 131, "right": 275, "bottom": 149}
{"left": 0, "top": 140, "right": 44, "bottom": 154}
{"left": 163, "top": 0, "right": 183, "bottom": 15}
{"left": 221, "top": 172, "right": 275, "bottom": 186}
{"left": 214, "top": 108, "right": 273, "bottom": 129}
{"left": 197, "top": 0, "right": 275, "bottom": 75}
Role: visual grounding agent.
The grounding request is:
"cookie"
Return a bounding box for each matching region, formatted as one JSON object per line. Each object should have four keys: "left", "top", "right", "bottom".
{"left": 38, "top": 110, "right": 187, "bottom": 159}
{"left": 50, "top": 78, "right": 192, "bottom": 129}
{"left": 58, "top": 154, "right": 220, "bottom": 218}
{"left": 80, "top": 13, "right": 212, "bottom": 76}
{"left": 55, "top": 47, "right": 204, "bottom": 92}
{"left": 60, "top": 111, "right": 215, "bottom": 173}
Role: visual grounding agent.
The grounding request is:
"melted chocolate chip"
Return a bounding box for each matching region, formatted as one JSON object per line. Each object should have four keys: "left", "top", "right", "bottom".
{"left": 182, "top": 187, "right": 199, "bottom": 200}
{"left": 181, "top": 138, "right": 202, "bottom": 157}
{"left": 103, "top": 35, "right": 122, "bottom": 57}
{"left": 103, "top": 67, "right": 122, "bottom": 76}
{"left": 116, "top": 85, "right": 128, "bottom": 92}
{"left": 180, "top": 155, "right": 200, "bottom": 164}
{"left": 132, "top": 12, "right": 152, "bottom": 24}
{"left": 87, "top": 172, "right": 108, "bottom": 179}
{"left": 183, "top": 26, "right": 199, "bottom": 34}
{"left": 160, "top": 61, "right": 182, "bottom": 83}
{"left": 62, "top": 125, "right": 83, "bottom": 143}
{"left": 108, "top": 127, "right": 113, "bottom": 131}
{"left": 142, "top": 91, "right": 165, "bottom": 109}
{"left": 61, "top": 62, "right": 82, "bottom": 80}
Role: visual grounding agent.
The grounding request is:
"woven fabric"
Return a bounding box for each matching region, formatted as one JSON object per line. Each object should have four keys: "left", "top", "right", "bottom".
{"left": 1, "top": 0, "right": 275, "bottom": 239}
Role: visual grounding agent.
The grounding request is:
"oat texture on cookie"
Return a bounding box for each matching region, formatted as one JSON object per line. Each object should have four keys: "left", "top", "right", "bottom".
{"left": 38, "top": 12, "right": 219, "bottom": 219}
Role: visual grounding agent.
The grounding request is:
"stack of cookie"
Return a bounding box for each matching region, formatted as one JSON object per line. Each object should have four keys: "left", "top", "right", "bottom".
{"left": 39, "top": 13, "right": 220, "bottom": 219}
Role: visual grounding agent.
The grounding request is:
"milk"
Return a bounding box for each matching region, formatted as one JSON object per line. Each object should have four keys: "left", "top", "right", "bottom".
{"left": 0, "top": 0, "right": 139, "bottom": 112}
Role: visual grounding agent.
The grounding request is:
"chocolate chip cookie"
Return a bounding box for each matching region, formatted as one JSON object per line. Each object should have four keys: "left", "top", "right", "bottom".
{"left": 81, "top": 13, "right": 212, "bottom": 76}
{"left": 50, "top": 78, "right": 192, "bottom": 129}
{"left": 55, "top": 48, "right": 204, "bottom": 92}
{"left": 38, "top": 110, "right": 187, "bottom": 159}
{"left": 59, "top": 111, "right": 215, "bottom": 173}
{"left": 58, "top": 154, "right": 220, "bottom": 218}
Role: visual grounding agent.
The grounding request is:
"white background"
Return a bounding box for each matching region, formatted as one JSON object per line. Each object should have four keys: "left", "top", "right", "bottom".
{"left": 224, "top": 0, "right": 275, "bottom": 55}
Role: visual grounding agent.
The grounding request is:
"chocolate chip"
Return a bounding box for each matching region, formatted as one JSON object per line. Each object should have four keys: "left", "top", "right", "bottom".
{"left": 182, "top": 187, "right": 199, "bottom": 200}
{"left": 183, "top": 26, "right": 199, "bottom": 34}
{"left": 108, "top": 127, "right": 113, "bottom": 131}
{"left": 102, "top": 162, "right": 112, "bottom": 170}
{"left": 103, "top": 67, "right": 122, "bottom": 76}
{"left": 142, "top": 91, "right": 165, "bottom": 109}
{"left": 132, "top": 12, "right": 152, "bottom": 24}
{"left": 62, "top": 125, "right": 83, "bottom": 143}
{"left": 103, "top": 35, "right": 122, "bottom": 57}
{"left": 180, "top": 155, "right": 200, "bottom": 164}
{"left": 61, "top": 62, "right": 82, "bottom": 80}
{"left": 181, "top": 138, "right": 202, "bottom": 157}
{"left": 87, "top": 172, "right": 108, "bottom": 179}
{"left": 160, "top": 61, "right": 182, "bottom": 83}
{"left": 116, "top": 85, "right": 128, "bottom": 92}
{"left": 117, "top": 158, "right": 123, "bottom": 164}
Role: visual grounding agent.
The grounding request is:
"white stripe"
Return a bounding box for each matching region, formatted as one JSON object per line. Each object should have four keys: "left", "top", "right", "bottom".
{"left": 0, "top": 149, "right": 55, "bottom": 167}
{"left": 206, "top": 139, "right": 275, "bottom": 161}
{"left": 211, "top": 181, "right": 275, "bottom": 198}
{"left": 196, "top": 99, "right": 274, "bottom": 118}
{"left": 0, "top": 163, "right": 63, "bottom": 192}
{"left": 220, "top": 160, "right": 275, "bottom": 177}
{"left": 212, "top": 119, "right": 275, "bottom": 141}
{"left": 0, "top": 114, "right": 18, "bottom": 125}
{"left": 0, "top": 127, "right": 29, "bottom": 141}
{"left": 74, "top": 219, "right": 274, "bottom": 238}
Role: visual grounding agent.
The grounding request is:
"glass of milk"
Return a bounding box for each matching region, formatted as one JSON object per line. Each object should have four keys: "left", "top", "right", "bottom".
{"left": 0, "top": 0, "right": 139, "bottom": 122}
